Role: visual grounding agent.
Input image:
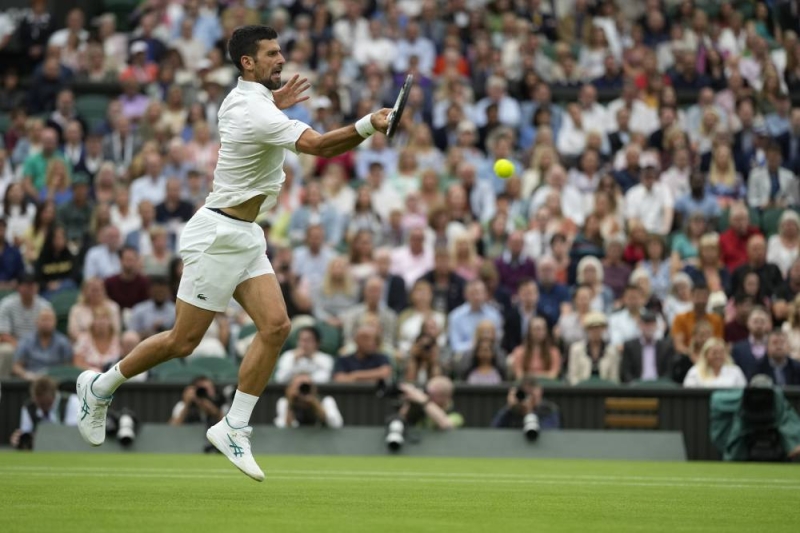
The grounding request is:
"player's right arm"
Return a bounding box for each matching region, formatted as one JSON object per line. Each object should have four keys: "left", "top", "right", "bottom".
{"left": 294, "top": 109, "right": 392, "bottom": 158}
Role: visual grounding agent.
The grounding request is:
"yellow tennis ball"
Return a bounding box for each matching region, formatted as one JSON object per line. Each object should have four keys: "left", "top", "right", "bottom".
{"left": 494, "top": 158, "right": 514, "bottom": 178}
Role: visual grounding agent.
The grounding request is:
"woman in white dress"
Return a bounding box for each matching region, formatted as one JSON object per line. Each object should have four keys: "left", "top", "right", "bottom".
{"left": 767, "top": 210, "right": 800, "bottom": 278}
{"left": 683, "top": 338, "right": 747, "bottom": 388}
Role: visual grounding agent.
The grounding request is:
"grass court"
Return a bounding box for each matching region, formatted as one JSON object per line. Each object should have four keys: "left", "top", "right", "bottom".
{"left": 2, "top": 453, "right": 798, "bottom": 532}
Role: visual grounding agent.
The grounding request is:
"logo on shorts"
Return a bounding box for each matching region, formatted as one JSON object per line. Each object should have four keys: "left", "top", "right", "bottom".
{"left": 197, "top": 294, "right": 208, "bottom": 301}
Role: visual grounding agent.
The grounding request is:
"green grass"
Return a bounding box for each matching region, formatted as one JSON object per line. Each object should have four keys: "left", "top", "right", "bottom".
{"left": 1, "top": 453, "right": 799, "bottom": 532}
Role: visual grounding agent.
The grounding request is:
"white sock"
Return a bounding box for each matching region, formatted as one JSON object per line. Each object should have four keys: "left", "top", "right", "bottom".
{"left": 226, "top": 390, "right": 259, "bottom": 428}
{"left": 92, "top": 363, "right": 128, "bottom": 398}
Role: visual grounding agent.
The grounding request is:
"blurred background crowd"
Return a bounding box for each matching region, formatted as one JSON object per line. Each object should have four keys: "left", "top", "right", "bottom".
{"left": 2, "top": 0, "right": 800, "bottom": 396}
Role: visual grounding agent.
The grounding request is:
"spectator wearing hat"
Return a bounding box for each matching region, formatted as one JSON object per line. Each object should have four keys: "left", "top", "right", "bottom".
{"left": 0, "top": 218, "right": 24, "bottom": 289}
{"left": 620, "top": 310, "right": 675, "bottom": 383}
{"left": 609, "top": 284, "right": 657, "bottom": 348}
{"left": 624, "top": 153, "right": 674, "bottom": 236}
{"left": 56, "top": 171, "right": 94, "bottom": 247}
{"left": 120, "top": 41, "right": 158, "bottom": 84}
{"left": 747, "top": 142, "right": 799, "bottom": 209}
{"left": 567, "top": 311, "right": 620, "bottom": 385}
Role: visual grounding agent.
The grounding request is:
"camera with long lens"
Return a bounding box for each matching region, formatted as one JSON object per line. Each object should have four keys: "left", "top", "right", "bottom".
{"left": 515, "top": 388, "right": 526, "bottom": 402}
{"left": 195, "top": 386, "right": 209, "bottom": 400}
{"left": 523, "top": 413, "right": 540, "bottom": 441}
{"left": 298, "top": 382, "right": 312, "bottom": 395}
{"left": 106, "top": 409, "right": 140, "bottom": 447}
{"left": 385, "top": 418, "right": 405, "bottom": 452}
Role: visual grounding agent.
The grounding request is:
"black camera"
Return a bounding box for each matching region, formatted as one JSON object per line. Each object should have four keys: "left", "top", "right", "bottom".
{"left": 376, "top": 379, "right": 402, "bottom": 399}
{"left": 515, "top": 388, "right": 527, "bottom": 402}
{"left": 298, "top": 382, "right": 312, "bottom": 395}
{"left": 17, "top": 432, "right": 34, "bottom": 451}
{"left": 195, "top": 386, "right": 209, "bottom": 400}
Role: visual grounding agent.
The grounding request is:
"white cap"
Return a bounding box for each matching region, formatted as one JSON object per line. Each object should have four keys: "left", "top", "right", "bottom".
{"left": 313, "top": 96, "right": 332, "bottom": 110}
{"left": 130, "top": 41, "right": 148, "bottom": 55}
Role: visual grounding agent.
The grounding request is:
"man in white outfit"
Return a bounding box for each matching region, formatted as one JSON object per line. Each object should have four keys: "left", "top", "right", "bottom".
{"left": 76, "top": 25, "right": 391, "bottom": 481}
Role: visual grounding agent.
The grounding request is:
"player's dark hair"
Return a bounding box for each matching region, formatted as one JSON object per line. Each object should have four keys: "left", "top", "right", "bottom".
{"left": 228, "top": 25, "right": 278, "bottom": 72}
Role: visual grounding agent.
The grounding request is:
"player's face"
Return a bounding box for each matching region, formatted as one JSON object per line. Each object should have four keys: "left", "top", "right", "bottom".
{"left": 253, "top": 39, "right": 285, "bottom": 90}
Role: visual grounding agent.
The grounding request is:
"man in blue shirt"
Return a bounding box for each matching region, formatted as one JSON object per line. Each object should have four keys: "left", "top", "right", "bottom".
{"left": 0, "top": 219, "right": 24, "bottom": 289}
{"left": 333, "top": 324, "right": 392, "bottom": 384}
{"left": 674, "top": 172, "right": 722, "bottom": 225}
{"left": 447, "top": 279, "right": 503, "bottom": 355}
{"left": 536, "top": 256, "right": 571, "bottom": 328}
{"left": 12, "top": 308, "right": 73, "bottom": 380}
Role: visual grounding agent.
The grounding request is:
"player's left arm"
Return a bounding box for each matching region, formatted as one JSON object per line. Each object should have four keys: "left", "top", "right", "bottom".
{"left": 295, "top": 109, "right": 392, "bottom": 158}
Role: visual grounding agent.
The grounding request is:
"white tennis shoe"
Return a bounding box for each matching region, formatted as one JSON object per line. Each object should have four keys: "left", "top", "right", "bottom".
{"left": 206, "top": 418, "right": 265, "bottom": 482}
{"left": 76, "top": 370, "right": 112, "bottom": 446}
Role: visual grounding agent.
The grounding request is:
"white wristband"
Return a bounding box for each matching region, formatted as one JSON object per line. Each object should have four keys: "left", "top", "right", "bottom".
{"left": 355, "top": 114, "right": 376, "bottom": 139}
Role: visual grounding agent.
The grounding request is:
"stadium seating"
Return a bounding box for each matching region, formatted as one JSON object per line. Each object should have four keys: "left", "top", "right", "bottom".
{"left": 186, "top": 356, "right": 239, "bottom": 381}
{"left": 48, "top": 289, "right": 81, "bottom": 335}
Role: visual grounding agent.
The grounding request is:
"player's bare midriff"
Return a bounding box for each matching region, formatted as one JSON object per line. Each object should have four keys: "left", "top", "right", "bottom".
{"left": 218, "top": 194, "right": 267, "bottom": 222}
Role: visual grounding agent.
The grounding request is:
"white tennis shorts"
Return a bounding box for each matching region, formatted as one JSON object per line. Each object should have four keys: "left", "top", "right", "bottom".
{"left": 177, "top": 208, "right": 274, "bottom": 312}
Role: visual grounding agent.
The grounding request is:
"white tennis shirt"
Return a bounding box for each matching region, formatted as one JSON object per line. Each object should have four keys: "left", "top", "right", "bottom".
{"left": 205, "top": 78, "right": 310, "bottom": 215}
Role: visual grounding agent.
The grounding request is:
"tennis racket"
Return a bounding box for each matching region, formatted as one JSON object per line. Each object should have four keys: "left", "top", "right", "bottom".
{"left": 386, "top": 74, "right": 414, "bottom": 139}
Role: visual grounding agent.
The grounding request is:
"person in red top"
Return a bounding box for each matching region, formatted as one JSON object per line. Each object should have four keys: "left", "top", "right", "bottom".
{"left": 719, "top": 203, "right": 762, "bottom": 272}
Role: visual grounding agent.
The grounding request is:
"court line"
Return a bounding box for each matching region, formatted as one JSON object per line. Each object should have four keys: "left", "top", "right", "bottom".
{"left": 2, "top": 467, "right": 799, "bottom": 490}
{"left": 2, "top": 465, "right": 799, "bottom": 485}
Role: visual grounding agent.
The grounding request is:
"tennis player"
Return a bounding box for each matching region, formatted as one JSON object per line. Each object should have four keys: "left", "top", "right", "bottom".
{"left": 76, "top": 25, "right": 392, "bottom": 481}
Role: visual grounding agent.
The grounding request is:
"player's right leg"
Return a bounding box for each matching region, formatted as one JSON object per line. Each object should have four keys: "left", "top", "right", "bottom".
{"left": 77, "top": 300, "right": 216, "bottom": 445}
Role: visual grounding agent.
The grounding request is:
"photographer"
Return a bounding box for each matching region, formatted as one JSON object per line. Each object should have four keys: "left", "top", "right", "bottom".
{"left": 169, "top": 376, "right": 226, "bottom": 427}
{"left": 397, "top": 377, "right": 463, "bottom": 430}
{"left": 10, "top": 376, "right": 79, "bottom": 450}
{"left": 404, "top": 317, "right": 443, "bottom": 385}
{"left": 275, "top": 373, "right": 343, "bottom": 428}
{"left": 491, "top": 377, "right": 561, "bottom": 430}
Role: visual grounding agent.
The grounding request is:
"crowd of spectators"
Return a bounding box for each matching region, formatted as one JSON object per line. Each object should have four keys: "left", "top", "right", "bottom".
{"left": 3, "top": 0, "right": 800, "bottom": 398}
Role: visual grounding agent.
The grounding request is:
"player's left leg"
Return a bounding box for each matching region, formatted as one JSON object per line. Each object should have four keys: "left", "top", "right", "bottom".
{"left": 205, "top": 272, "right": 290, "bottom": 482}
